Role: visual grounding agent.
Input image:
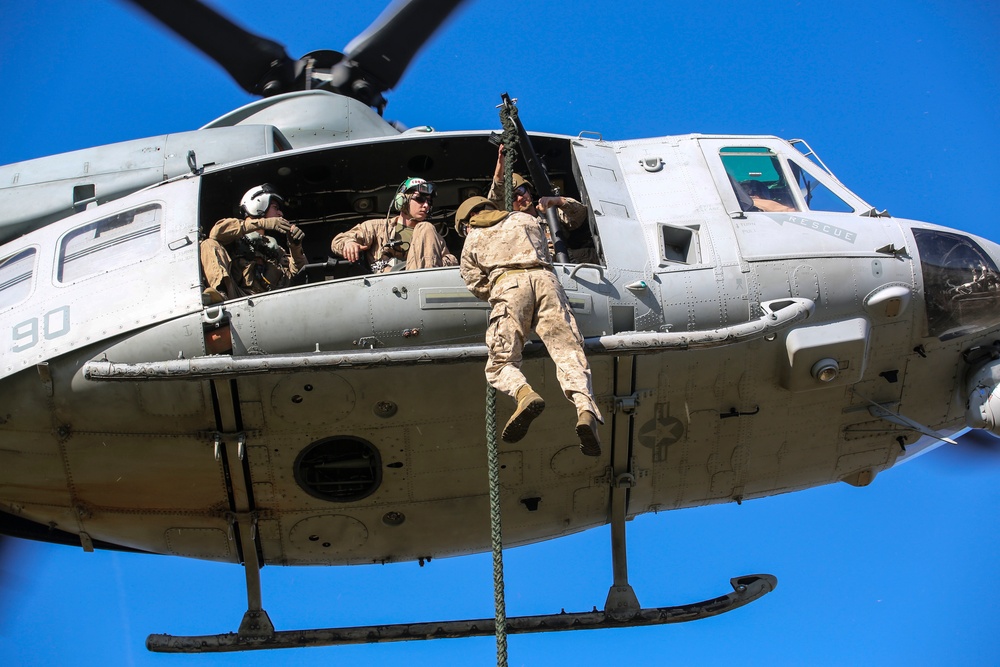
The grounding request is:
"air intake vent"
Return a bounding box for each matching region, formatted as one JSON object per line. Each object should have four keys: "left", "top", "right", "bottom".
{"left": 294, "top": 437, "right": 382, "bottom": 503}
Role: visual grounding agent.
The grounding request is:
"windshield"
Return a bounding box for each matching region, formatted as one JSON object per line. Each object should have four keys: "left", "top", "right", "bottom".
{"left": 787, "top": 160, "right": 854, "bottom": 213}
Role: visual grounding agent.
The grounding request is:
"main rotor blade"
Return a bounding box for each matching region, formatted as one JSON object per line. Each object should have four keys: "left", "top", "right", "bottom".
{"left": 333, "top": 0, "right": 465, "bottom": 95}
{"left": 125, "top": 0, "right": 297, "bottom": 96}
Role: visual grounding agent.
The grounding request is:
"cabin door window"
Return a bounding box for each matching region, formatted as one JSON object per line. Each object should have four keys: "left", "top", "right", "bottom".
{"left": 0, "top": 247, "right": 36, "bottom": 311}
{"left": 57, "top": 203, "right": 163, "bottom": 283}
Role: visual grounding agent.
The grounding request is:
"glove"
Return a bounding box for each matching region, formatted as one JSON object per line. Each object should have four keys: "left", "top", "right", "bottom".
{"left": 288, "top": 224, "right": 305, "bottom": 244}
{"left": 259, "top": 217, "right": 291, "bottom": 235}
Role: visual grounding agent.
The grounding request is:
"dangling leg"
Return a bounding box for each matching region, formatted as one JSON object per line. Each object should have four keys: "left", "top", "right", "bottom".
{"left": 484, "top": 279, "right": 544, "bottom": 443}
{"left": 531, "top": 272, "right": 603, "bottom": 455}
{"left": 199, "top": 239, "right": 233, "bottom": 303}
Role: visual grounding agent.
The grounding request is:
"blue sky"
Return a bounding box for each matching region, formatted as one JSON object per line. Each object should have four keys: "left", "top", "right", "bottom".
{"left": 1, "top": 1, "right": 999, "bottom": 665}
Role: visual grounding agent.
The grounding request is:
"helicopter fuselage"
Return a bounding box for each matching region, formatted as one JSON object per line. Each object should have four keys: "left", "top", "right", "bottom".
{"left": 2, "top": 124, "right": 999, "bottom": 567}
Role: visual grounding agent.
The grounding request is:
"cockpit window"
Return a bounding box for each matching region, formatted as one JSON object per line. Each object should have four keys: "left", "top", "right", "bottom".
{"left": 58, "top": 203, "right": 162, "bottom": 283}
{"left": 913, "top": 228, "right": 1000, "bottom": 340}
{"left": 0, "top": 247, "right": 36, "bottom": 311}
{"left": 788, "top": 160, "right": 854, "bottom": 213}
{"left": 720, "top": 147, "right": 798, "bottom": 213}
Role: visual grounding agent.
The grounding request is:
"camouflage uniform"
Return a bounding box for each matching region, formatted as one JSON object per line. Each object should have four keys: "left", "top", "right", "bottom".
{"left": 201, "top": 217, "right": 306, "bottom": 298}
{"left": 460, "top": 210, "right": 602, "bottom": 420}
{"left": 487, "top": 179, "right": 598, "bottom": 264}
{"left": 330, "top": 218, "right": 456, "bottom": 273}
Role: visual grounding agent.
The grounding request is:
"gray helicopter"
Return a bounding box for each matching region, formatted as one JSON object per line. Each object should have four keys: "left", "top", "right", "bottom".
{"left": 1, "top": 0, "right": 999, "bottom": 655}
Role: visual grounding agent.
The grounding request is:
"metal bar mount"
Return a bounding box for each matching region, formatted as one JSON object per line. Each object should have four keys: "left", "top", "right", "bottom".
{"left": 85, "top": 298, "right": 814, "bottom": 382}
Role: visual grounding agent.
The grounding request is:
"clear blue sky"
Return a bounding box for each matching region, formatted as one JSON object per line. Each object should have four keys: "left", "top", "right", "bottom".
{"left": 1, "top": 1, "right": 999, "bottom": 665}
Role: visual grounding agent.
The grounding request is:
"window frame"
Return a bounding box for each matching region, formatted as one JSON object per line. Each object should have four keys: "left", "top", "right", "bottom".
{"left": 0, "top": 245, "right": 38, "bottom": 313}
{"left": 55, "top": 202, "right": 164, "bottom": 285}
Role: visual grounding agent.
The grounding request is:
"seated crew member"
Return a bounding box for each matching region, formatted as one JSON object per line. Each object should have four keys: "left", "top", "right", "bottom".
{"left": 741, "top": 179, "right": 796, "bottom": 212}
{"left": 200, "top": 184, "right": 306, "bottom": 303}
{"left": 487, "top": 144, "right": 598, "bottom": 264}
{"left": 330, "top": 177, "right": 457, "bottom": 273}
{"left": 457, "top": 195, "right": 603, "bottom": 457}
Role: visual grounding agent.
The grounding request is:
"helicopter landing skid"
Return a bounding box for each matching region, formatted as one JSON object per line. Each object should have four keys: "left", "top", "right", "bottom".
{"left": 145, "top": 573, "right": 776, "bottom": 653}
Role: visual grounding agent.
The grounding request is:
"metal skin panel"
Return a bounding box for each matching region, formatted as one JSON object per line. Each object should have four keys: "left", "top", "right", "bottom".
{"left": 1, "top": 179, "right": 203, "bottom": 381}
{"left": 201, "top": 90, "right": 400, "bottom": 149}
{"left": 0, "top": 125, "right": 283, "bottom": 242}
{"left": 734, "top": 210, "right": 896, "bottom": 261}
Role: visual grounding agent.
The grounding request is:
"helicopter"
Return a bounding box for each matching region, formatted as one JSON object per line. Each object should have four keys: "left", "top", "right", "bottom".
{"left": 1, "top": 0, "right": 1000, "bottom": 664}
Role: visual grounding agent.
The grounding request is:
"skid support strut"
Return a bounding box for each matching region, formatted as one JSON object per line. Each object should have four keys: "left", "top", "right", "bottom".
{"left": 212, "top": 380, "right": 274, "bottom": 640}
{"left": 604, "top": 356, "right": 642, "bottom": 619}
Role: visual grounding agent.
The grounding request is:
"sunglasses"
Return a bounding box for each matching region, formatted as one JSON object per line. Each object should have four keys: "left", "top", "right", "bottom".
{"left": 412, "top": 194, "right": 435, "bottom": 205}
{"left": 513, "top": 185, "right": 531, "bottom": 198}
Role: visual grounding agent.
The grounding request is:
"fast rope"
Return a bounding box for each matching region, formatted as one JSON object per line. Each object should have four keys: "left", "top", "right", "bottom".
{"left": 484, "top": 98, "right": 521, "bottom": 667}
{"left": 484, "top": 383, "right": 507, "bottom": 667}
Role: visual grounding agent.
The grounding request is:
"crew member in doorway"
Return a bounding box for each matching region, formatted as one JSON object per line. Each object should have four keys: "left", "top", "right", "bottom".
{"left": 330, "top": 177, "right": 457, "bottom": 273}
{"left": 456, "top": 196, "right": 603, "bottom": 457}
{"left": 200, "top": 184, "right": 306, "bottom": 303}
{"left": 488, "top": 144, "right": 598, "bottom": 264}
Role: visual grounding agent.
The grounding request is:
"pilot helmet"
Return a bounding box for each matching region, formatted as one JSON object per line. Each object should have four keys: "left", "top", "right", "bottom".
{"left": 455, "top": 196, "right": 497, "bottom": 234}
{"left": 240, "top": 184, "right": 284, "bottom": 218}
{"left": 393, "top": 177, "right": 436, "bottom": 211}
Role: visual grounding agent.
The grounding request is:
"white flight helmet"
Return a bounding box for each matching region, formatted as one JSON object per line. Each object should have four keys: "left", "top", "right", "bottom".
{"left": 240, "top": 184, "right": 284, "bottom": 218}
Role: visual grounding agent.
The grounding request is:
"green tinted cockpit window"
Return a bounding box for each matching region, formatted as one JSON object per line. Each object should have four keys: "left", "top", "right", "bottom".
{"left": 720, "top": 147, "right": 797, "bottom": 212}
{"left": 719, "top": 147, "right": 782, "bottom": 182}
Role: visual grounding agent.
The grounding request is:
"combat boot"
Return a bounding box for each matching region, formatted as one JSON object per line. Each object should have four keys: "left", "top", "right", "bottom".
{"left": 502, "top": 385, "right": 545, "bottom": 443}
{"left": 576, "top": 410, "right": 602, "bottom": 457}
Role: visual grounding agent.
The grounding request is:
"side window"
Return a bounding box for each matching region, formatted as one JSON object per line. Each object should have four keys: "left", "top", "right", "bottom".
{"left": 720, "top": 147, "right": 797, "bottom": 213}
{"left": 659, "top": 224, "right": 699, "bottom": 264}
{"left": 788, "top": 160, "right": 854, "bottom": 213}
{"left": 58, "top": 203, "right": 162, "bottom": 283}
{"left": 0, "top": 247, "right": 36, "bottom": 311}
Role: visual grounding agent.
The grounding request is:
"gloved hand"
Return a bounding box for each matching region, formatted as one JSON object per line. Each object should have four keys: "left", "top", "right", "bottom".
{"left": 288, "top": 224, "right": 305, "bottom": 244}
{"left": 258, "top": 217, "right": 291, "bottom": 235}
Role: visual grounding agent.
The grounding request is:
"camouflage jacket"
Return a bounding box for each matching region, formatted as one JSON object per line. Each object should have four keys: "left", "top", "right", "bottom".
{"left": 460, "top": 211, "right": 552, "bottom": 301}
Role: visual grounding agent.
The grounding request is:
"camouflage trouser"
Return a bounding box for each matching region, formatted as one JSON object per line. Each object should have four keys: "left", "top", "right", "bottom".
{"left": 485, "top": 270, "right": 602, "bottom": 421}
{"left": 200, "top": 238, "right": 232, "bottom": 293}
{"left": 200, "top": 239, "right": 282, "bottom": 297}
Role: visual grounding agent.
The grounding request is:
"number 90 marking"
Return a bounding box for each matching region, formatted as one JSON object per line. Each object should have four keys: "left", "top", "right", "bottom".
{"left": 12, "top": 306, "right": 71, "bottom": 353}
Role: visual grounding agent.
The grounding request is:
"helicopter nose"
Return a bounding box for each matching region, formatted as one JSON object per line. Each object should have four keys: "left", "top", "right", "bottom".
{"left": 966, "top": 357, "right": 1000, "bottom": 438}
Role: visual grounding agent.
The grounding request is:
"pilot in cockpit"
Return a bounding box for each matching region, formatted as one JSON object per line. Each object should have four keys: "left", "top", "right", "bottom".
{"left": 329, "top": 177, "right": 457, "bottom": 273}
{"left": 200, "top": 184, "right": 307, "bottom": 303}
{"left": 743, "top": 179, "right": 796, "bottom": 212}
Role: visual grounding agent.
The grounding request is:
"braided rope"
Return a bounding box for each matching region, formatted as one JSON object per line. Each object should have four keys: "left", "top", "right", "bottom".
{"left": 485, "top": 383, "right": 507, "bottom": 667}
{"left": 499, "top": 103, "right": 518, "bottom": 213}
{"left": 484, "top": 98, "right": 523, "bottom": 667}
